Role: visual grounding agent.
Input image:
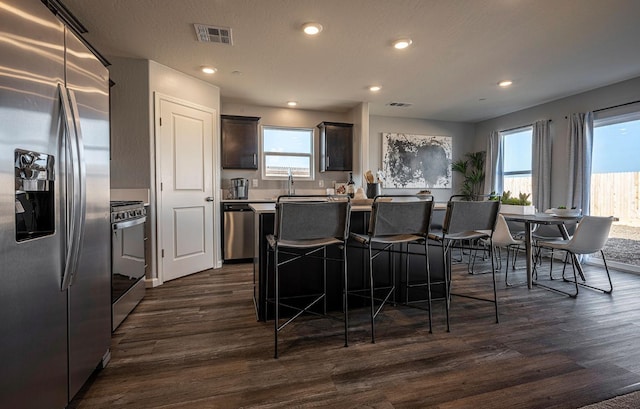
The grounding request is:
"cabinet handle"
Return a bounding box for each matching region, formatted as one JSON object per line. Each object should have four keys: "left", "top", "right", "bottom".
{"left": 205, "top": 197, "right": 214, "bottom": 202}
{"left": 253, "top": 153, "right": 257, "bottom": 166}
{"left": 326, "top": 156, "right": 330, "bottom": 168}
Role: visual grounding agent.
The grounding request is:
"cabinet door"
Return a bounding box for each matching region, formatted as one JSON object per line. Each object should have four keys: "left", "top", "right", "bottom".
{"left": 221, "top": 115, "right": 260, "bottom": 169}
{"left": 318, "top": 122, "right": 353, "bottom": 171}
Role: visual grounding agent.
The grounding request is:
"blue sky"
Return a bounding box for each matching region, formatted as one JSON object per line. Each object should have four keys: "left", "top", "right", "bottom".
{"left": 593, "top": 119, "right": 640, "bottom": 173}
{"left": 503, "top": 120, "right": 640, "bottom": 174}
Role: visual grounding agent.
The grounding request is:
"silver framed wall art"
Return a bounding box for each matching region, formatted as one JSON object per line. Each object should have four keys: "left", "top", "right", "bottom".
{"left": 382, "top": 133, "right": 452, "bottom": 188}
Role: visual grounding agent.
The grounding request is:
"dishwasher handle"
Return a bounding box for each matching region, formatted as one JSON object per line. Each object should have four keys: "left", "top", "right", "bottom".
{"left": 223, "top": 204, "right": 252, "bottom": 211}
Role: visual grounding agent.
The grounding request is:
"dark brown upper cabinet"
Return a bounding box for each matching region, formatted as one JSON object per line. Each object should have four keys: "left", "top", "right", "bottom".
{"left": 318, "top": 121, "right": 353, "bottom": 172}
{"left": 221, "top": 115, "right": 260, "bottom": 169}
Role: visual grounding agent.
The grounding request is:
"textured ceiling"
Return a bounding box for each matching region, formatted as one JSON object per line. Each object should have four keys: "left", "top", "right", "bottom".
{"left": 63, "top": 0, "right": 640, "bottom": 122}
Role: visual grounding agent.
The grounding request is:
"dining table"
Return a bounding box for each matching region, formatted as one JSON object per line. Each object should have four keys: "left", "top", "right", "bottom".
{"left": 501, "top": 212, "right": 582, "bottom": 289}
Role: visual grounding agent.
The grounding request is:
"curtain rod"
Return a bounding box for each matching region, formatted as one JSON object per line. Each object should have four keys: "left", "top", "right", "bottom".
{"left": 563, "top": 100, "right": 640, "bottom": 119}
{"left": 500, "top": 119, "right": 552, "bottom": 134}
{"left": 593, "top": 99, "right": 640, "bottom": 113}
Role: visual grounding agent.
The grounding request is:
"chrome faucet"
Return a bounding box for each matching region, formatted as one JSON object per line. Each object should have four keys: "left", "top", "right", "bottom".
{"left": 287, "top": 168, "right": 294, "bottom": 195}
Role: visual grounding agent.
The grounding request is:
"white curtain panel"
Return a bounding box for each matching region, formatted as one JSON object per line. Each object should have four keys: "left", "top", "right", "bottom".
{"left": 566, "top": 112, "right": 594, "bottom": 214}
{"left": 484, "top": 130, "right": 503, "bottom": 195}
{"left": 532, "top": 119, "right": 551, "bottom": 211}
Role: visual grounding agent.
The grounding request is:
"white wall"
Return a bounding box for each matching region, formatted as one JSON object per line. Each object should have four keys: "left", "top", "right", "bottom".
{"left": 474, "top": 76, "right": 640, "bottom": 208}
{"left": 109, "top": 58, "right": 220, "bottom": 283}
{"left": 369, "top": 115, "right": 476, "bottom": 202}
{"left": 109, "top": 58, "right": 150, "bottom": 189}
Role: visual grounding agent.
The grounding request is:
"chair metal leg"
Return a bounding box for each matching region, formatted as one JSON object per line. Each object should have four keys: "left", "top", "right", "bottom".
{"left": 343, "top": 244, "right": 349, "bottom": 347}
{"left": 369, "top": 244, "right": 376, "bottom": 344}
{"left": 505, "top": 245, "right": 527, "bottom": 287}
{"left": 323, "top": 247, "right": 327, "bottom": 315}
{"left": 534, "top": 249, "right": 579, "bottom": 297}
{"left": 265, "top": 245, "right": 270, "bottom": 322}
{"left": 424, "top": 240, "right": 433, "bottom": 334}
{"left": 442, "top": 241, "right": 451, "bottom": 332}
{"left": 489, "top": 244, "right": 499, "bottom": 324}
{"left": 405, "top": 245, "right": 410, "bottom": 305}
{"left": 563, "top": 250, "right": 613, "bottom": 294}
{"left": 274, "top": 247, "right": 280, "bottom": 359}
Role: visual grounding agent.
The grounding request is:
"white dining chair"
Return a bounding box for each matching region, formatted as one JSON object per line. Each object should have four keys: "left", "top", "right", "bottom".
{"left": 535, "top": 216, "right": 614, "bottom": 297}
{"left": 490, "top": 214, "right": 525, "bottom": 286}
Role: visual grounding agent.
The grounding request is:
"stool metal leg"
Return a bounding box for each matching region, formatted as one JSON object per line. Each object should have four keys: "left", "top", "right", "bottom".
{"left": 424, "top": 240, "right": 433, "bottom": 334}
{"left": 343, "top": 244, "right": 349, "bottom": 347}
{"left": 368, "top": 243, "right": 376, "bottom": 344}
{"left": 443, "top": 240, "right": 451, "bottom": 332}
{"left": 274, "top": 246, "right": 280, "bottom": 359}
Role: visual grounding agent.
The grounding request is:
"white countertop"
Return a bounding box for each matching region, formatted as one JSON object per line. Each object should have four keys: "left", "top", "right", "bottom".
{"left": 221, "top": 199, "right": 276, "bottom": 203}
{"left": 249, "top": 203, "right": 382, "bottom": 213}
{"left": 249, "top": 201, "right": 447, "bottom": 214}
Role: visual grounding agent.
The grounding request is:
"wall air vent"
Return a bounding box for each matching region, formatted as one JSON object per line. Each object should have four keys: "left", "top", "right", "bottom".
{"left": 194, "top": 24, "right": 233, "bottom": 45}
{"left": 386, "top": 102, "right": 413, "bottom": 107}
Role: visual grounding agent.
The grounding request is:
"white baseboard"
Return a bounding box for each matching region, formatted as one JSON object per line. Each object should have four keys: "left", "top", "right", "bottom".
{"left": 145, "top": 277, "right": 162, "bottom": 288}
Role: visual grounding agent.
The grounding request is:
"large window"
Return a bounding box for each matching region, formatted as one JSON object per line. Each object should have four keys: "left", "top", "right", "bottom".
{"left": 262, "top": 126, "right": 314, "bottom": 180}
{"left": 501, "top": 126, "right": 532, "bottom": 199}
{"left": 590, "top": 111, "right": 640, "bottom": 270}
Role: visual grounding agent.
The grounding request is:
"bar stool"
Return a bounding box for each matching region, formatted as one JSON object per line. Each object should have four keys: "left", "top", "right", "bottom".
{"left": 428, "top": 198, "right": 500, "bottom": 331}
{"left": 266, "top": 195, "right": 351, "bottom": 358}
{"left": 349, "top": 195, "right": 434, "bottom": 343}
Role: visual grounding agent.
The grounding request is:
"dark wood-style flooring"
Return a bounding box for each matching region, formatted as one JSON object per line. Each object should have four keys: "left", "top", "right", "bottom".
{"left": 71, "top": 258, "right": 640, "bottom": 408}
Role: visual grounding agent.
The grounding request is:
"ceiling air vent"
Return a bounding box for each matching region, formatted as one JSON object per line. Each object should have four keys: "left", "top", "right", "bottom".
{"left": 194, "top": 24, "right": 233, "bottom": 45}
{"left": 386, "top": 102, "right": 413, "bottom": 107}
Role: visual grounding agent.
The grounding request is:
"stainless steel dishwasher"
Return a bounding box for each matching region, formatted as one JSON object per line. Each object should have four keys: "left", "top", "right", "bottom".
{"left": 223, "top": 202, "right": 254, "bottom": 262}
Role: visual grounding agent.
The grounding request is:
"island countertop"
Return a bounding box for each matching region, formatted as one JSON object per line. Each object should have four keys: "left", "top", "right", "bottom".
{"left": 249, "top": 203, "right": 373, "bottom": 213}
{"left": 249, "top": 202, "right": 446, "bottom": 214}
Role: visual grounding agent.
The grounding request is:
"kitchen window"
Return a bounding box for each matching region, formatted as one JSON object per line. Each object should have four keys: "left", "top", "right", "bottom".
{"left": 502, "top": 126, "right": 533, "bottom": 198}
{"left": 262, "top": 126, "right": 314, "bottom": 180}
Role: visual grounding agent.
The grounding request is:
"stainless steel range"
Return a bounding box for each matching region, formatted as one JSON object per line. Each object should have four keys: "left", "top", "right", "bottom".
{"left": 111, "top": 200, "right": 147, "bottom": 330}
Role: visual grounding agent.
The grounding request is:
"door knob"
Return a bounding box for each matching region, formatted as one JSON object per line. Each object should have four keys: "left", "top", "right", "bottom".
{"left": 205, "top": 197, "right": 214, "bottom": 202}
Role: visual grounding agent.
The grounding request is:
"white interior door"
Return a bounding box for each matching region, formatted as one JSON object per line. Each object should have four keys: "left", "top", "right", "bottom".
{"left": 158, "top": 97, "right": 215, "bottom": 281}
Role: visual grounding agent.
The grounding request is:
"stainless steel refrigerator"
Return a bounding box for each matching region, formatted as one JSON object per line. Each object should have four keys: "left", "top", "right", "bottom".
{"left": 0, "top": 0, "right": 111, "bottom": 407}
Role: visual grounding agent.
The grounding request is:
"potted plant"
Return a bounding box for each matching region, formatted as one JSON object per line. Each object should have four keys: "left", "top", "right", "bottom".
{"left": 451, "top": 151, "right": 485, "bottom": 200}
{"left": 499, "top": 191, "right": 535, "bottom": 215}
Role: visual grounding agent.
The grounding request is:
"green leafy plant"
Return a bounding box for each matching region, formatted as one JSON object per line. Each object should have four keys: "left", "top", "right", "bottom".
{"left": 451, "top": 151, "right": 485, "bottom": 200}
{"left": 501, "top": 191, "right": 532, "bottom": 206}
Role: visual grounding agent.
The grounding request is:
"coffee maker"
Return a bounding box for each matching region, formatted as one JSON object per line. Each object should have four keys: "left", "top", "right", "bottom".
{"left": 230, "top": 177, "right": 249, "bottom": 199}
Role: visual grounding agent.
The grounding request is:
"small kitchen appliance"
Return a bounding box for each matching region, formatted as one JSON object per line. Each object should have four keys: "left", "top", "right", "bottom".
{"left": 230, "top": 177, "right": 249, "bottom": 199}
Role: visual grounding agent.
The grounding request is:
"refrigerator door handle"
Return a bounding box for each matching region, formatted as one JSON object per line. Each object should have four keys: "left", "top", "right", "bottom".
{"left": 59, "top": 83, "right": 77, "bottom": 290}
{"left": 66, "top": 88, "right": 87, "bottom": 288}
{"left": 59, "top": 84, "right": 84, "bottom": 290}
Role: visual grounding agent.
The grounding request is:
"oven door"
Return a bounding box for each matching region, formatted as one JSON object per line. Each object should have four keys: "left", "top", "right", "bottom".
{"left": 112, "top": 217, "right": 146, "bottom": 282}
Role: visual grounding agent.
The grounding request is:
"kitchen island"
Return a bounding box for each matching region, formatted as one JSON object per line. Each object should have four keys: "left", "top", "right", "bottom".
{"left": 250, "top": 202, "right": 446, "bottom": 321}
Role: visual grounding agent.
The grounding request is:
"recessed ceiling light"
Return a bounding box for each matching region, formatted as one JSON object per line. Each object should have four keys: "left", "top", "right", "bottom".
{"left": 498, "top": 80, "right": 513, "bottom": 87}
{"left": 287, "top": 101, "right": 298, "bottom": 107}
{"left": 201, "top": 66, "right": 217, "bottom": 74}
{"left": 393, "top": 38, "right": 412, "bottom": 49}
{"left": 302, "top": 22, "right": 323, "bottom": 35}
{"left": 369, "top": 85, "right": 382, "bottom": 92}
